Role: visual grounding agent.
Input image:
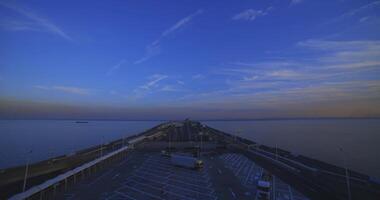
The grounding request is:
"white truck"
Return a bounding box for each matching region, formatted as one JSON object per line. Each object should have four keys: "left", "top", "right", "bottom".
{"left": 256, "top": 180, "right": 271, "bottom": 200}
{"left": 170, "top": 154, "right": 203, "bottom": 169}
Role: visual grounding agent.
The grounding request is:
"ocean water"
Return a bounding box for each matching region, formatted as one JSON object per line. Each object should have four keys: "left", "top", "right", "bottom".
{"left": 0, "top": 119, "right": 379, "bottom": 178}
{"left": 0, "top": 120, "right": 162, "bottom": 169}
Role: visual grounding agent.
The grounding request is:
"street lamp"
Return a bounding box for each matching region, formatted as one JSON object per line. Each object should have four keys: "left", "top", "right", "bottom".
{"left": 22, "top": 150, "right": 33, "bottom": 192}
{"left": 340, "top": 147, "right": 351, "bottom": 200}
{"left": 198, "top": 132, "right": 203, "bottom": 158}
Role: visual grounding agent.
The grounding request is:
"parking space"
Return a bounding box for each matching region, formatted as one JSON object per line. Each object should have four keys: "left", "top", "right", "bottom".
{"left": 273, "top": 176, "right": 309, "bottom": 200}
{"left": 106, "top": 154, "right": 218, "bottom": 200}
{"left": 219, "top": 153, "right": 309, "bottom": 200}
{"left": 219, "top": 153, "right": 262, "bottom": 190}
{"left": 55, "top": 151, "right": 309, "bottom": 200}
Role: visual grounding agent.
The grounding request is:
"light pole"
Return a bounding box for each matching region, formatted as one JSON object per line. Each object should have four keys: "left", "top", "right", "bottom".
{"left": 100, "top": 136, "right": 104, "bottom": 158}
{"left": 22, "top": 150, "right": 33, "bottom": 192}
{"left": 200, "top": 132, "right": 203, "bottom": 153}
{"left": 198, "top": 132, "right": 203, "bottom": 158}
{"left": 340, "top": 147, "right": 351, "bottom": 200}
{"left": 169, "top": 129, "right": 173, "bottom": 151}
{"left": 275, "top": 144, "right": 278, "bottom": 161}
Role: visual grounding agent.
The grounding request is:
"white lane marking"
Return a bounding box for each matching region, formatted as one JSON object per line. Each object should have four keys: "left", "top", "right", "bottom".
{"left": 229, "top": 187, "right": 236, "bottom": 199}
{"left": 120, "top": 185, "right": 164, "bottom": 200}
{"left": 112, "top": 173, "right": 120, "bottom": 179}
{"left": 115, "top": 191, "right": 137, "bottom": 200}
{"left": 88, "top": 169, "right": 115, "bottom": 186}
{"left": 117, "top": 156, "right": 132, "bottom": 166}
{"left": 288, "top": 185, "right": 294, "bottom": 200}
{"left": 63, "top": 193, "right": 75, "bottom": 200}
{"left": 273, "top": 176, "right": 276, "bottom": 200}
{"left": 157, "top": 179, "right": 215, "bottom": 198}
{"left": 244, "top": 163, "right": 254, "bottom": 185}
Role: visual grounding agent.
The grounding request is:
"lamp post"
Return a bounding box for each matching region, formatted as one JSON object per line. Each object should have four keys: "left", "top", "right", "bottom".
{"left": 22, "top": 150, "right": 33, "bottom": 192}
{"left": 275, "top": 144, "right": 278, "bottom": 161}
{"left": 198, "top": 132, "right": 203, "bottom": 158}
{"left": 100, "top": 136, "right": 104, "bottom": 158}
{"left": 340, "top": 147, "right": 351, "bottom": 200}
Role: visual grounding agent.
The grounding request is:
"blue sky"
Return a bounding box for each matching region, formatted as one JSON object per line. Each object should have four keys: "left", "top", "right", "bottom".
{"left": 0, "top": 0, "right": 380, "bottom": 119}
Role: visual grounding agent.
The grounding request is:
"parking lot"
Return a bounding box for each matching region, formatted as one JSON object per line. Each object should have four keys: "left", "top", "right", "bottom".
{"left": 273, "top": 176, "right": 309, "bottom": 200}
{"left": 56, "top": 151, "right": 309, "bottom": 200}
{"left": 219, "top": 153, "right": 263, "bottom": 191}
{"left": 105, "top": 154, "right": 217, "bottom": 200}
{"left": 219, "top": 153, "right": 309, "bottom": 200}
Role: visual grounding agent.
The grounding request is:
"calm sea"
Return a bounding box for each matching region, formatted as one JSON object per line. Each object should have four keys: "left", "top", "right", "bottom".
{"left": 0, "top": 119, "right": 379, "bottom": 178}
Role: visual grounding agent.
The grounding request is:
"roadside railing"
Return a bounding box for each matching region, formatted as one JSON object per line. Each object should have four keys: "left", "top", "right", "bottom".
{"left": 9, "top": 145, "right": 129, "bottom": 200}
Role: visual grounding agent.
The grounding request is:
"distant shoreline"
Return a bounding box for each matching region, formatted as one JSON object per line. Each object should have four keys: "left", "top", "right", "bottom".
{"left": 0, "top": 117, "right": 379, "bottom": 121}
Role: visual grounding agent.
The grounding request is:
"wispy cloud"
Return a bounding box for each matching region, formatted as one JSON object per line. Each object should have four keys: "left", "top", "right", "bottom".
{"left": 192, "top": 74, "right": 205, "bottom": 80}
{"left": 359, "top": 16, "right": 370, "bottom": 23}
{"left": 162, "top": 9, "right": 203, "bottom": 37}
{"left": 177, "top": 80, "right": 184, "bottom": 85}
{"left": 131, "top": 74, "right": 189, "bottom": 99}
{"left": 133, "top": 42, "right": 161, "bottom": 64}
{"left": 132, "top": 74, "right": 167, "bottom": 98}
{"left": 34, "top": 85, "right": 91, "bottom": 95}
{"left": 223, "top": 40, "right": 380, "bottom": 83}
{"left": 0, "top": 19, "right": 41, "bottom": 31}
{"left": 140, "top": 74, "right": 168, "bottom": 90}
{"left": 326, "top": 1, "right": 380, "bottom": 25}
{"left": 134, "top": 9, "right": 203, "bottom": 64}
{"left": 160, "top": 85, "right": 182, "bottom": 92}
{"left": 298, "top": 40, "right": 380, "bottom": 69}
{"left": 0, "top": 1, "right": 72, "bottom": 41}
{"left": 232, "top": 7, "right": 273, "bottom": 21}
{"left": 192, "top": 39, "right": 380, "bottom": 110}
{"left": 106, "top": 59, "right": 126, "bottom": 76}
{"left": 290, "top": 0, "right": 303, "bottom": 5}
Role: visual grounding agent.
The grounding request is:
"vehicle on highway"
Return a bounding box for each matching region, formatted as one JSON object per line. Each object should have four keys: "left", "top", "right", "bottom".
{"left": 161, "top": 150, "right": 171, "bottom": 157}
{"left": 256, "top": 172, "right": 272, "bottom": 200}
{"left": 170, "top": 153, "right": 203, "bottom": 169}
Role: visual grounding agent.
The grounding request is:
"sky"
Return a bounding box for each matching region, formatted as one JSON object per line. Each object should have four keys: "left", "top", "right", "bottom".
{"left": 0, "top": 0, "right": 380, "bottom": 120}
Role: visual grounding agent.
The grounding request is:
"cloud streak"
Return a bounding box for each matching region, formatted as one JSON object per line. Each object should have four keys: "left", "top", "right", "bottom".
{"left": 106, "top": 59, "right": 126, "bottom": 76}
{"left": 134, "top": 9, "right": 203, "bottom": 64}
{"left": 290, "top": 0, "right": 303, "bottom": 5}
{"left": 140, "top": 74, "right": 168, "bottom": 90}
{"left": 0, "top": 1, "right": 72, "bottom": 41}
{"left": 232, "top": 7, "right": 273, "bottom": 21}
{"left": 326, "top": 1, "right": 380, "bottom": 25}
{"left": 34, "top": 85, "right": 91, "bottom": 95}
{"left": 162, "top": 9, "right": 203, "bottom": 37}
{"left": 188, "top": 39, "right": 380, "bottom": 112}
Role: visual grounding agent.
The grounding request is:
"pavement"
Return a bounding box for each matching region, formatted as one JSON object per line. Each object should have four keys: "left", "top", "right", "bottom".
{"left": 55, "top": 150, "right": 310, "bottom": 200}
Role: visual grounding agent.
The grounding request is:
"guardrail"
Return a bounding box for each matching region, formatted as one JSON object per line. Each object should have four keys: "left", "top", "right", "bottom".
{"left": 9, "top": 145, "right": 129, "bottom": 200}
{"left": 249, "top": 147, "right": 318, "bottom": 172}
{"left": 211, "top": 129, "right": 317, "bottom": 172}
{"left": 247, "top": 148, "right": 299, "bottom": 172}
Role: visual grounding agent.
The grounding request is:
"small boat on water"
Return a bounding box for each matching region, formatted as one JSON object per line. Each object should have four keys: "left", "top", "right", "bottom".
{"left": 75, "top": 121, "right": 89, "bottom": 123}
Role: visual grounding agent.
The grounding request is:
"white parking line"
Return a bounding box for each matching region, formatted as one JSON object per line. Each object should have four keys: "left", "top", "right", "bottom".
{"left": 87, "top": 169, "right": 115, "bottom": 186}
{"left": 120, "top": 185, "right": 163, "bottom": 200}
{"left": 114, "top": 191, "right": 137, "bottom": 200}
{"left": 108, "top": 154, "right": 218, "bottom": 200}
{"left": 273, "top": 176, "right": 276, "bottom": 200}
{"left": 288, "top": 185, "right": 294, "bottom": 200}
{"left": 168, "top": 178, "right": 215, "bottom": 194}
{"left": 112, "top": 173, "right": 120, "bottom": 180}
{"left": 229, "top": 187, "right": 236, "bottom": 199}
{"left": 244, "top": 163, "right": 254, "bottom": 185}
